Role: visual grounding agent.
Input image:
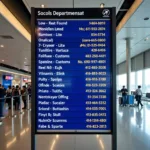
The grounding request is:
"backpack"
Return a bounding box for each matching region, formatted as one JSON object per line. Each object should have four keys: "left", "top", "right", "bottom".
{"left": 14, "top": 89, "right": 19, "bottom": 96}
{"left": 14, "top": 89, "right": 19, "bottom": 100}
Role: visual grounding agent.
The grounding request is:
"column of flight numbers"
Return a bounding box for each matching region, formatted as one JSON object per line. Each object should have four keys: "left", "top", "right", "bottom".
{"left": 78, "top": 20, "right": 109, "bottom": 129}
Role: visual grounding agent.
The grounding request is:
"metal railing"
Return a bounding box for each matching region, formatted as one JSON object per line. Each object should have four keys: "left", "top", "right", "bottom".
{"left": 0, "top": 94, "right": 31, "bottom": 119}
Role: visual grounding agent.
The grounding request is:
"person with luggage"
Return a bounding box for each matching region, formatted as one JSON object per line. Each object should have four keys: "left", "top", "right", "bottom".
{"left": 6, "top": 86, "right": 12, "bottom": 109}
{"left": 136, "top": 86, "right": 143, "bottom": 107}
{"left": 121, "top": 86, "right": 128, "bottom": 107}
{"left": 14, "top": 85, "right": 20, "bottom": 110}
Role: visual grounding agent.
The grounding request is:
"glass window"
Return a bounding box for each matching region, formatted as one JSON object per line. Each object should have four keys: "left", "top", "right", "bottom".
{"left": 145, "top": 69, "right": 150, "bottom": 92}
{"left": 137, "top": 70, "right": 142, "bottom": 87}
{"left": 118, "top": 74, "right": 127, "bottom": 90}
{"left": 131, "top": 72, "right": 135, "bottom": 91}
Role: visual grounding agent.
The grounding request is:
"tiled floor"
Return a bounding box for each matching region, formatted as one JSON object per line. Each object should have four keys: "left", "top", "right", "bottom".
{"left": 0, "top": 102, "right": 150, "bottom": 150}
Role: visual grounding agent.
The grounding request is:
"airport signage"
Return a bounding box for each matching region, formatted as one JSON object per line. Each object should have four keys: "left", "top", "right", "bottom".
{"left": 31, "top": 8, "right": 116, "bottom": 135}
{"left": 3, "top": 75, "right": 13, "bottom": 80}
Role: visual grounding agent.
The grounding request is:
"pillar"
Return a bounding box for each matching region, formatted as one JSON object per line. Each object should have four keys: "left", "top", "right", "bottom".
{"left": 126, "top": 38, "right": 131, "bottom": 94}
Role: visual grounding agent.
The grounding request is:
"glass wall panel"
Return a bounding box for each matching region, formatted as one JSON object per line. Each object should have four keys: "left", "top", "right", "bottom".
{"left": 118, "top": 74, "right": 127, "bottom": 90}
{"left": 131, "top": 72, "right": 135, "bottom": 91}
{"left": 137, "top": 70, "right": 142, "bottom": 87}
{"left": 145, "top": 69, "right": 150, "bottom": 92}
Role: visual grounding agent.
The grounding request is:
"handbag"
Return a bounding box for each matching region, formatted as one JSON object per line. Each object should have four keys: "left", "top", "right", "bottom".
{"left": 135, "top": 95, "right": 138, "bottom": 101}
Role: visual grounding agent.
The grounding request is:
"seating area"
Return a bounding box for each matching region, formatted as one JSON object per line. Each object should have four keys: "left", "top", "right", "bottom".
{"left": 141, "top": 93, "right": 150, "bottom": 102}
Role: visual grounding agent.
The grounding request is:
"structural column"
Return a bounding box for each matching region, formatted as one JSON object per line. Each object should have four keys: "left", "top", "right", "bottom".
{"left": 126, "top": 38, "right": 131, "bottom": 94}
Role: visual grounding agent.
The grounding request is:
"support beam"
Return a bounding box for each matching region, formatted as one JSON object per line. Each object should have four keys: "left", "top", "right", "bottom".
{"left": 126, "top": 38, "right": 131, "bottom": 94}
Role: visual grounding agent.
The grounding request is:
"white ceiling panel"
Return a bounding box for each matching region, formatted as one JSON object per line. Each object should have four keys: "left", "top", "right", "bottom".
{"left": 24, "top": 0, "right": 124, "bottom": 9}
{"left": 0, "top": 15, "right": 31, "bottom": 71}
{"left": 117, "top": 0, "right": 150, "bottom": 64}
{"left": 117, "top": 27, "right": 150, "bottom": 44}
{"left": 74, "top": 0, "right": 123, "bottom": 8}
{"left": 25, "top": 0, "right": 74, "bottom": 8}
{"left": 131, "top": 43, "right": 150, "bottom": 56}
{"left": 124, "top": 0, "right": 150, "bottom": 28}
{"left": 117, "top": 51, "right": 126, "bottom": 64}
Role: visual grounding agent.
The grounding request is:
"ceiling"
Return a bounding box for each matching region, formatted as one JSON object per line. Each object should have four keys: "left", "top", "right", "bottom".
{"left": 117, "top": 0, "right": 150, "bottom": 64}
{"left": 0, "top": 15, "right": 31, "bottom": 71}
{"left": 23, "top": 0, "right": 124, "bottom": 13}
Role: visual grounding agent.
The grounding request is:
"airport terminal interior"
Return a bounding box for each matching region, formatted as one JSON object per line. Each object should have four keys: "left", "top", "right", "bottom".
{"left": 0, "top": 0, "right": 150, "bottom": 150}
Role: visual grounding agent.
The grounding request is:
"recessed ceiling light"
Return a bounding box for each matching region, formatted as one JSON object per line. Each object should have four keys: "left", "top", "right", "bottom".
{"left": 145, "top": 37, "right": 149, "bottom": 41}
{"left": 41, "top": 4, "right": 45, "bottom": 8}
{"left": 2, "top": 60, "right": 4, "bottom": 62}
{"left": 25, "top": 58, "right": 27, "bottom": 60}
{"left": 0, "top": 45, "right": 4, "bottom": 48}
{"left": 144, "top": 17, "right": 149, "bottom": 21}
{"left": 100, "top": 3, "right": 105, "bottom": 8}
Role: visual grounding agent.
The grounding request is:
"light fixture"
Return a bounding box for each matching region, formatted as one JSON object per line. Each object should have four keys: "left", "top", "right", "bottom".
{"left": 145, "top": 37, "right": 149, "bottom": 41}
{"left": 41, "top": 4, "right": 45, "bottom": 8}
{"left": 144, "top": 17, "right": 149, "bottom": 21}
{"left": 25, "top": 58, "right": 27, "bottom": 60}
{"left": 2, "top": 60, "right": 4, "bottom": 62}
{"left": 100, "top": 3, "right": 105, "bottom": 8}
{"left": 0, "top": 45, "right": 4, "bottom": 48}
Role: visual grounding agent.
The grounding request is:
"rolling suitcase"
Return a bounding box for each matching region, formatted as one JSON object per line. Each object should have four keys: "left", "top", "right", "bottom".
{"left": 127, "top": 95, "right": 134, "bottom": 106}
{"left": 119, "top": 97, "right": 123, "bottom": 105}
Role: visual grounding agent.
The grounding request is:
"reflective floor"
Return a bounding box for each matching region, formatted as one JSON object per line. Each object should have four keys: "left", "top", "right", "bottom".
{"left": 0, "top": 101, "right": 150, "bottom": 150}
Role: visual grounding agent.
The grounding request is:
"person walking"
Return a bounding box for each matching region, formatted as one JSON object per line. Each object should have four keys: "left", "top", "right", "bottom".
{"left": 6, "top": 86, "right": 12, "bottom": 109}
{"left": 136, "top": 86, "right": 143, "bottom": 107}
{"left": 21, "top": 86, "right": 28, "bottom": 109}
{"left": 14, "top": 85, "right": 20, "bottom": 110}
{"left": 121, "top": 86, "right": 128, "bottom": 107}
{"left": 28, "top": 85, "right": 31, "bottom": 100}
{"left": 12, "top": 86, "right": 15, "bottom": 96}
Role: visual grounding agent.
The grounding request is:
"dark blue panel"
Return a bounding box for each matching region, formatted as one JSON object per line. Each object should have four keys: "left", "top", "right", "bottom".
{"left": 36, "top": 19, "right": 111, "bottom": 132}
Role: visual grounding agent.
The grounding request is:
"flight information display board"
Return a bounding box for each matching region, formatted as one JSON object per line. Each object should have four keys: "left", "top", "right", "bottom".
{"left": 32, "top": 8, "right": 116, "bottom": 134}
